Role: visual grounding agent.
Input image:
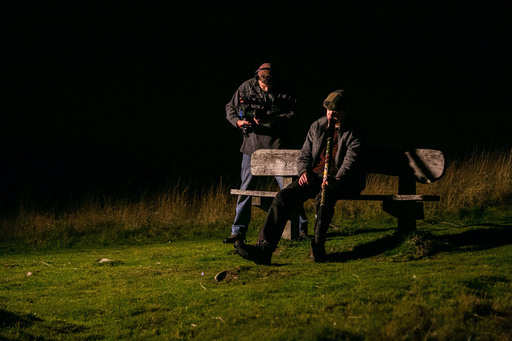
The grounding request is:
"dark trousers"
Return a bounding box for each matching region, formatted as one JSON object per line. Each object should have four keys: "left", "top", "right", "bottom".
{"left": 258, "top": 174, "right": 363, "bottom": 250}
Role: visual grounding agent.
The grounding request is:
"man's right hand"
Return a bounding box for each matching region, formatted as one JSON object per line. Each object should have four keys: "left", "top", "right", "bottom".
{"left": 237, "top": 120, "right": 251, "bottom": 128}
{"left": 299, "top": 172, "right": 312, "bottom": 186}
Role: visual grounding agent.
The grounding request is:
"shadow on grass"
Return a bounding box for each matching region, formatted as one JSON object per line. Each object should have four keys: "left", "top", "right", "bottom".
{"left": 0, "top": 309, "right": 43, "bottom": 340}
{"left": 326, "top": 225, "right": 512, "bottom": 262}
{"left": 435, "top": 225, "right": 512, "bottom": 252}
{"left": 0, "top": 309, "right": 42, "bottom": 328}
{"left": 327, "top": 233, "right": 404, "bottom": 262}
{"left": 0, "top": 308, "right": 91, "bottom": 339}
{"left": 326, "top": 227, "right": 395, "bottom": 238}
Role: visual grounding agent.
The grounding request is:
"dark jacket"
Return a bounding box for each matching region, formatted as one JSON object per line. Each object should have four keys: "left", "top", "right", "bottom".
{"left": 226, "top": 78, "right": 297, "bottom": 155}
{"left": 297, "top": 115, "right": 366, "bottom": 191}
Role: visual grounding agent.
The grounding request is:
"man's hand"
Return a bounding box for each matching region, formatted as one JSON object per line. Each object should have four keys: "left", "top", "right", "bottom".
{"left": 237, "top": 119, "right": 259, "bottom": 128}
{"left": 237, "top": 120, "right": 251, "bottom": 128}
{"left": 322, "top": 176, "right": 339, "bottom": 188}
{"left": 299, "top": 172, "right": 313, "bottom": 186}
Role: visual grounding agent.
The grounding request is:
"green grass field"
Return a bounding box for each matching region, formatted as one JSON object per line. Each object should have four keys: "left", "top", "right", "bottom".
{"left": 2, "top": 219, "right": 512, "bottom": 340}
{"left": 1, "top": 148, "right": 511, "bottom": 340}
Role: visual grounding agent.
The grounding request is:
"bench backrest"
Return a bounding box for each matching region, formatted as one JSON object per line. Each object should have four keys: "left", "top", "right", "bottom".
{"left": 250, "top": 148, "right": 445, "bottom": 184}
{"left": 365, "top": 147, "right": 445, "bottom": 184}
{"left": 251, "top": 149, "right": 302, "bottom": 176}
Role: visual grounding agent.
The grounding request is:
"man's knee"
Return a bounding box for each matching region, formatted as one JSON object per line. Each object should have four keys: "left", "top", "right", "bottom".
{"left": 274, "top": 188, "right": 291, "bottom": 206}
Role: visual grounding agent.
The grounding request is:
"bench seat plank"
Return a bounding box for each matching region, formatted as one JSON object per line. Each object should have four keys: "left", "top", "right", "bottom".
{"left": 230, "top": 189, "right": 278, "bottom": 198}
{"left": 230, "top": 189, "right": 439, "bottom": 202}
{"left": 347, "top": 194, "right": 440, "bottom": 201}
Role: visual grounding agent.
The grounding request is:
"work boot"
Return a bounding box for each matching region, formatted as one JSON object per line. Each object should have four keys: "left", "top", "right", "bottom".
{"left": 223, "top": 234, "right": 245, "bottom": 244}
{"left": 234, "top": 240, "right": 272, "bottom": 265}
{"left": 310, "top": 240, "right": 327, "bottom": 263}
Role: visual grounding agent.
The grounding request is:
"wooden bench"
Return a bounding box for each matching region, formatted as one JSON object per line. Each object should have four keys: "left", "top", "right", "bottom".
{"left": 230, "top": 148, "right": 445, "bottom": 239}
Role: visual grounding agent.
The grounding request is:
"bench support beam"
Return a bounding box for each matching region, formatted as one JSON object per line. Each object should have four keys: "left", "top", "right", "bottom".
{"left": 383, "top": 200, "right": 424, "bottom": 233}
{"left": 281, "top": 177, "right": 299, "bottom": 240}
{"left": 393, "top": 174, "right": 421, "bottom": 233}
{"left": 250, "top": 176, "right": 300, "bottom": 240}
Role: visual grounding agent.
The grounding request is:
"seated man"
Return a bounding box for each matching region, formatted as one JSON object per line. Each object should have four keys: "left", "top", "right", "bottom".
{"left": 234, "top": 89, "right": 366, "bottom": 264}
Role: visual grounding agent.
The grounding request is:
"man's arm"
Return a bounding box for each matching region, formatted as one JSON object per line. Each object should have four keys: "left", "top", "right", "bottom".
{"left": 297, "top": 122, "right": 317, "bottom": 177}
{"left": 335, "top": 130, "right": 365, "bottom": 181}
{"left": 226, "top": 87, "right": 244, "bottom": 128}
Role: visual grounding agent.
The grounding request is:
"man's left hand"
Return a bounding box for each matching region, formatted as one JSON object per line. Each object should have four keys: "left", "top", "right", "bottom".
{"left": 322, "top": 176, "right": 339, "bottom": 188}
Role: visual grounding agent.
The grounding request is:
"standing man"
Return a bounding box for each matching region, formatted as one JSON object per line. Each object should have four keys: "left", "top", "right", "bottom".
{"left": 234, "top": 89, "right": 366, "bottom": 263}
{"left": 224, "top": 63, "right": 308, "bottom": 243}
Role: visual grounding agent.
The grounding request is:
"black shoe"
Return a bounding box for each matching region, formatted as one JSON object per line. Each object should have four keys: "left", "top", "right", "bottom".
{"left": 223, "top": 234, "right": 245, "bottom": 244}
{"left": 310, "top": 241, "right": 327, "bottom": 263}
{"left": 234, "top": 240, "right": 272, "bottom": 265}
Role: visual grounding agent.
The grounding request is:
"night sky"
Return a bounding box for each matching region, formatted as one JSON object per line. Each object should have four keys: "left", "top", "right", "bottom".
{"left": 2, "top": 1, "right": 511, "bottom": 205}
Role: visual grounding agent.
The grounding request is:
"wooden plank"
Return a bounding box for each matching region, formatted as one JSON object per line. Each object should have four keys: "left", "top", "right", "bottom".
{"left": 250, "top": 149, "right": 301, "bottom": 176}
{"left": 230, "top": 189, "right": 440, "bottom": 202}
{"left": 230, "top": 189, "right": 278, "bottom": 197}
{"left": 405, "top": 149, "right": 445, "bottom": 184}
{"left": 282, "top": 217, "right": 299, "bottom": 240}
{"left": 341, "top": 194, "right": 440, "bottom": 201}
{"left": 365, "top": 147, "right": 445, "bottom": 183}
{"left": 250, "top": 148, "right": 446, "bottom": 183}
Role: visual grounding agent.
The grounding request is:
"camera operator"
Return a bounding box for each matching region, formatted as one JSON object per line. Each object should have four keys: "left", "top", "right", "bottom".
{"left": 224, "top": 63, "right": 308, "bottom": 244}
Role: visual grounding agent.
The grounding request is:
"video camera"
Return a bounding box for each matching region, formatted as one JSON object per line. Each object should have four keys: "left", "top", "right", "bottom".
{"left": 236, "top": 94, "right": 270, "bottom": 137}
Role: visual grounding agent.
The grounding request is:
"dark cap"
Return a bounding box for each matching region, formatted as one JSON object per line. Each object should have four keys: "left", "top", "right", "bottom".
{"left": 256, "top": 63, "right": 271, "bottom": 72}
{"left": 256, "top": 63, "right": 272, "bottom": 77}
{"left": 323, "top": 89, "right": 346, "bottom": 111}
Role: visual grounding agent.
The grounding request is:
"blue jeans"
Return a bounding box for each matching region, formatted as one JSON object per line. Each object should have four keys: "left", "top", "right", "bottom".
{"left": 231, "top": 154, "right": 308, "bottom": 237}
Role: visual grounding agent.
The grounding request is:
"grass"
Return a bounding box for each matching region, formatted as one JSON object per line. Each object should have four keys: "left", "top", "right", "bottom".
{"left": 1, "top": 222, "right": 512, "bottom": 340}
{"left": 0, "top": 147, "right": 511, "bottom": 339}
{"left": 1, "top": 147, "right": 511, "bottom": 248}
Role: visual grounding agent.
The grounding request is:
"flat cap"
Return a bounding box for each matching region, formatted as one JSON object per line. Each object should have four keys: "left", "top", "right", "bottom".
{"left": 323, "top": 89, "right": 346, "bottom": 111}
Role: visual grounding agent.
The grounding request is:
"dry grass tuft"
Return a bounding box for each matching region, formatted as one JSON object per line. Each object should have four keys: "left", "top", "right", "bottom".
{"left": 1, "top": 148, "right": 510, "bottom": 243}
{"left": 425, "top": 147, "right": 512, "bottom": 214}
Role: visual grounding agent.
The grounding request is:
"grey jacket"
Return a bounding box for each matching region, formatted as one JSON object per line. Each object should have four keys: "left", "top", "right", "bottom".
{"left": 298, "top": 115, "right": 366, "bottom": 189}
{"left": 226, "top": 78, "right": 296, "bottom": 155}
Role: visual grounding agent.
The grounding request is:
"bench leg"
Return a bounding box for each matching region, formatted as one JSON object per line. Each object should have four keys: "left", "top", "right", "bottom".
{"left": 394, "top": 175, "right": 421, "bottom": 234}
{"left": 282, "top": 211, "right": 299, "bottom": 240}
{"left": 253, "top": 198, "right": 300, "bottom": 240}
{"left": 397, "top": 217, "right": 416, "bottom": 234}
{"left": 280, "top": 177, "right": 301, "bottom": 240}
{"left": 382, "top": 201, "right": 424, "bottom": 234}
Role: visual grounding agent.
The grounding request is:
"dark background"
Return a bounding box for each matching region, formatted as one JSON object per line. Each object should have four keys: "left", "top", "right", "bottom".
{"left": 2, "top": 1, "right": 511, "bottom": 208}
